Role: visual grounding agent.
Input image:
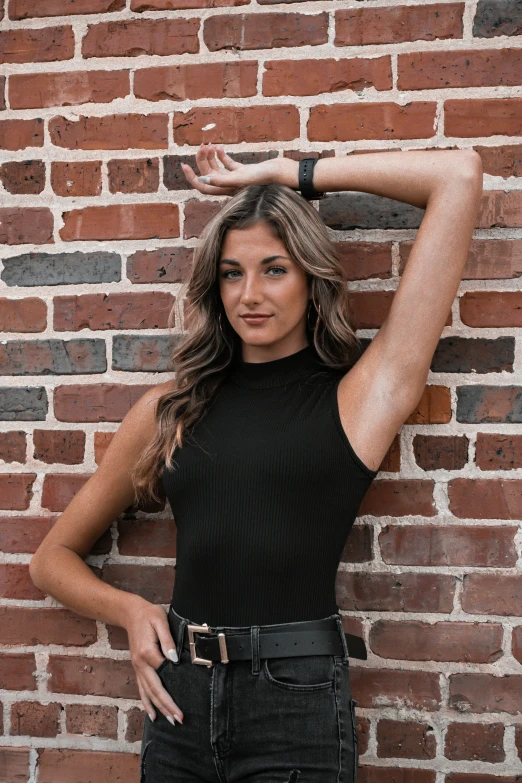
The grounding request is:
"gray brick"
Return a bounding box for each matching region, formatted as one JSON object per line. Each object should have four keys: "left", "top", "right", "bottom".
{"left": 431, "top": 337, "right": 514, "bottom": 374}
{"left": 112, "top": 334, "right": 182, "bottom": 372}
{"left": 473, "top": 0, "right": 522, "bottom": 38}
{"left": 163, "top": 151, "right": 278, "bottom": 191}
{"left": 457, "top": 386, "right": 522, "bottom": 423}
{"left": 0, "top": 387, "right": 48, "bottom": 420}
{"left": 1, "top": 251, "right": 121, "bottom": 286}
{"left": 0, "top": 339, "right": 106, "bottom": 375}
{"left": 320, "top": 192, "right": 425, "bottom": 230}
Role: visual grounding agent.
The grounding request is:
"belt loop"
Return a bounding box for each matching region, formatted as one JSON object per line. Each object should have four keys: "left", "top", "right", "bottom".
{"left": 334, "top": 613, "right": 350, "bottom": 664}
{"left": 251, "top": 625, "right": 260, "bottom": 676}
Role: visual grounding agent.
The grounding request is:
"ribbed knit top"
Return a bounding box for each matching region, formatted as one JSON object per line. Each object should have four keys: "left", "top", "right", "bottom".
{"left": 162, "top": 344, "right": 378, "bottom": 627}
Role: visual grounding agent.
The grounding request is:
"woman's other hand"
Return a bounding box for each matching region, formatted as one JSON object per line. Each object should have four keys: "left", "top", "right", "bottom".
{"left": 181, "top": 143, "right": 298, "bottom": 196}
{"left": 126, "top": 601, "right": 184, "bottom": 726}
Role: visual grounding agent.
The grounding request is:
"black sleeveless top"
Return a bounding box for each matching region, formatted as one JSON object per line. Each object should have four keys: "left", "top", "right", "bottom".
{"left": 162, "top": 344, "right": 378, "bottom": 627}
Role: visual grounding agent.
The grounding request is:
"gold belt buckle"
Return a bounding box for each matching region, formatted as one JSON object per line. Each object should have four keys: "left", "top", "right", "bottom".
{"left": 187, "top": 622, "right": 229, "bottom": 667}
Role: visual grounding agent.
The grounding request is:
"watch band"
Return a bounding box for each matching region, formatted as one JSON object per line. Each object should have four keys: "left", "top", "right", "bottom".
{"left": 298, "top": 157, "right": 325, "bottom": 200}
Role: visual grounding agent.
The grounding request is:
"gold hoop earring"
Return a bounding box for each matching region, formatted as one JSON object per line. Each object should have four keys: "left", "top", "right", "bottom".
{"left": 218, "top": 311, "right": 223, "bottom": 333}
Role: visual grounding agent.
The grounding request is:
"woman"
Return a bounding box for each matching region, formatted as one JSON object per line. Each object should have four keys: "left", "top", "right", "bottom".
{"left": 29, "top": 144, "right": 483, "bottom": 782}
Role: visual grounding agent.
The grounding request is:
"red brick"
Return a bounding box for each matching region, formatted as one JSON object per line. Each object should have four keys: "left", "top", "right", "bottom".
{"left": 134, "top": 61, "right": 257, "bottom": 101}
{"left": 0, "top": 747, "right": 30, "bottom": 780}
{"left": 474, "top": 143, "right": 522, "bottom": 178}
{"left": 0, "top": 606, "right": 97, "bottom": 645}
{"left": 60, "top": 203, "right": 179, "bottom": 242}
{"left": 0, "top": 74, "right": 5, "bottom": 110}
{"left": 66, "top": 704, "right": 118, "bottom": 739}
{"left": 445, "top": 98, "right": 522, "bottom": 137}
{"left": 174, "top": 105, "right": 299, "bottom": 145}
{"left": 132, "top": 0, "right": 247, "bottom": 8}
{"left": 0, "top": 474, "right": 35, "bottom": 510}
{"left": 94, "top": 432, "right": 113, "bottom": 465}
{"left": 264, "top": 56, "right": 391, "bottom": 97}
{"left": 0, "top": 27, "right": 74, "bottom": 63}
{"left": 117, "top": 517, "right": 176, "bottom": 558}
{"left": 400, "top": 236, "right": 522, "bottom": 279}
{"left": 405, "top": 385, "right": 451, "bottom": 424}
{"left": 444, "top": 722, "right": 505, "bottom": 762}
{"left": 0, "top": 160, "right": 45, "bottom": 195}
{"left": 334, "top": 241, "right": 393, "bottom": 281}
{"left": 204, "top": 12, "right": 327, "bottom": 51}
{"left": 479, "top": 190, "right": 522, "bottom": 229}
{"left": 448, "top": 478, "right": 522, "bottom": 519}
{"left": 0, "top": 432, "right": 26, "bottom": 463}
{"left": 413, "top": 434, "right": 468, "bottom": 470}
{"left": 0, "top": 563, "right": 42, "bottom": 598}
{"left": 9, "top": 70, "right": 129, "bottom": 110}
{"left": 462, "top": 574, "right": 522, "bottom": 616}
{"left": 336, "top": 572, "right": 455, "bottom": 613}
{"left": 107, "top": 158, "right": 159, "bottom": 194}
{"left": 33, "top": 430, "right": 85, "bottom": 465}
{"left": 460, "top": 291, "right": 522, "bottom": 326}
{"left": 54, "top": 384, "right": 152, "bottom": 422}
{"left": 457, "top": 385, "right": 522, "bottom": 423}
{"left": 37, "top": 748, "right": 138, "bottom": 783}
{"left": 379, "top": 525, "right": 517, "bottom": 568}
{"left": 377, "top": 719, "right": 436, "bottom": 759}
{"left": 41, "top": 474, "right": 91, "bottom": 512}
{"left": 0, "top": 516, "right": 55, "bottom": 554}
{"left": 126, "top": 246, "right": 193, "bottom": 284}
{"left": 0, "top": 208, "right": 53, "bottom": 245}
{"left": 308, "top": 102, "right": 437, "bottom": 142}
{"left": 350, "top": 667, "right": 441, "bottom": 710}
{"left": 51, "top": 161, "right": 102, "bottom": 197}
{"left": 54, "top": 292, "right": 174, "bottom": 330}
{"left": 476, "top": 433, "right": 522, "bottom": 470}
{"left": 11, "top": 701, "right": 61, "bottom": 737}
{"left": 449, "top": 673, "right": 522, "bottom": 715}
{"left": 446, "top": 775, "right": 521, "bottom": 783}
{"left": 335, "top": 3, "right": 464, "bottom": 46}
{"left": 0, "top": 118, "right": 44, "bottom": 150}
{"left": 184, "top": 199, "right": 223, "bottom": 239}
{"left": 0, "top": 297, "right": 46, "bottom": 332}
{"left": 358, "top": 479, "right": 436, "bottom": 517}
{"left": 82, "top": 18, "right": 200, "bottom": 58}
{"left": 370, "top": 620, "right": 503, "bottom": 663}
{"left": 513, "top": 625, "right": 522, "bottom": 665}
{"left": 49, "top": 114, "right": 168, "bottom": 150}
{"left": 9, "top": 0, "right": 125, "bottom": 18}
{"left": 399, "top": 49, "right": 522, "bottom": 90}
{"left": 340, "top": 524, "right": 372, "bottom": 563}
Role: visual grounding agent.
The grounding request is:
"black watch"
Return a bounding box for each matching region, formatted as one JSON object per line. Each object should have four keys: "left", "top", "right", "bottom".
{"left": 298, "top": 157, "right": 325, "bottom": 200}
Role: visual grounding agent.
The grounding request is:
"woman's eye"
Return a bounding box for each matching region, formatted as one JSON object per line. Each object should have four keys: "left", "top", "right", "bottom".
{"left": 267, "top": 267, "right": 286, "bottom": 275}
{"left": 221, "top": 270, "right": 240, "bottom": 279}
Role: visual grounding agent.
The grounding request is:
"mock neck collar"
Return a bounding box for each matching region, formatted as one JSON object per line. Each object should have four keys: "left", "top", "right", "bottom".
{"left": 229, "top": 344, "right": 326, "bottom": 389}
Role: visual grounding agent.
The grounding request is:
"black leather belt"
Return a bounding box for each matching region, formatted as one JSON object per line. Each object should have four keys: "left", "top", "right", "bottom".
{"left": 169, "top": 608, "right": 367, "bottom": 665}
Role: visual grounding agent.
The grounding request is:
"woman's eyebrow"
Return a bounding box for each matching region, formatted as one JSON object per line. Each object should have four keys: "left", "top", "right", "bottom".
{"left": 219, "top": 255, "right": 290, "bottom": 266}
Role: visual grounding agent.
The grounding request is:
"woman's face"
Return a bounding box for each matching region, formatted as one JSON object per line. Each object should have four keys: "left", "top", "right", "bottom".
{"left": 218, "top": 220, "right": 311, "bottom": 360}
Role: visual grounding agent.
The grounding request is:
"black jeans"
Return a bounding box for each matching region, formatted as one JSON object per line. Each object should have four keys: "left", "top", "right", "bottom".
{"left": 140, "top": 606, "right": 359, "bottom": 782}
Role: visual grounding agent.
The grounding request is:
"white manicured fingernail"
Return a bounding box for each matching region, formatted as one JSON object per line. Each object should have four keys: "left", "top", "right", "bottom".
{"left": 168, "top": 648, "right": 178, "bottom": 663}
{"left": 167, "top": 715, "right": 176, "bottom": 726}
{"left": 148, "top": 712, "right": 155, "bottom": 722}
{"left": 174, "top": 714, "right": 183, "bottom": 724}
{"left": 198, "top": 176, "right": 211, "bottom": 183}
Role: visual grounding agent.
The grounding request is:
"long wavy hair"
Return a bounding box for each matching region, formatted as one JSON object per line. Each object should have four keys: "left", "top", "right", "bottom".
{"left": 131, "top": 182, "right": 361, "bottom": 506}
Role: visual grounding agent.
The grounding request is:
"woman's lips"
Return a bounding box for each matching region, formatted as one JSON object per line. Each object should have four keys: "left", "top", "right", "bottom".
{"left": 240, "top": 315, "right": 273, "bottom": 325}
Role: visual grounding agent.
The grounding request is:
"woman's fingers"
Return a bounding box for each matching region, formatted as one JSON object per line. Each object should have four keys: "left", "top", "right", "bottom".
{"left": 215, "top": 145, "right": 242, "bottom": 171}
{"left": 139, "top": 667, "right": 184, "bottom": 726}
{"left": 180, "top": 162, "right": 235, "bottom": 196}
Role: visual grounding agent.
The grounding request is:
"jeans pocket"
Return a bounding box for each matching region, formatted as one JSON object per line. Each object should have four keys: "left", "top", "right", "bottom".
{"left": 263, "top": 654, "right": 335, "bottom": 691}
{"left": 350, "top": 698, "right": 359, "bottom": 780}
{"left": 154, "top": 658, "right": 170, "bottom": 675}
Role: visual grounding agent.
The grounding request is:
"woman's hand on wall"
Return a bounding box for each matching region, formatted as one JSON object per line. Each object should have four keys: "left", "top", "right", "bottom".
{"left": 181, "top": 143, "right": 299, "bottom": 196}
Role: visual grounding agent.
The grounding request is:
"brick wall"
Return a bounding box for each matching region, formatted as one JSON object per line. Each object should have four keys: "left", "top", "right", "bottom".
{"left": 0, "top": 0, "right": 521, "bottom": 778}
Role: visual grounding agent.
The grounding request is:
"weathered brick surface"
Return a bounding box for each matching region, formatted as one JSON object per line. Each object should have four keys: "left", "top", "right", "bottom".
{"left": 134, "top": 62, "right": 257, "bottom": 102}
{"left": 1, "top": 252, "right": 121, "bottom": 286}
{"left": 0, "top": 0, "right": 520, "bottom": 776}
{"left": 0, "top": 27, "right": 74, "bottom": 63}
{"left": 10, "top": 70, "right": 130, "bottom": 110}
{"left": 335, "top": 4, "right": 464, "bottom": 46}
{"left": 82, "top": 19, "right": 200, "bottom": 58}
